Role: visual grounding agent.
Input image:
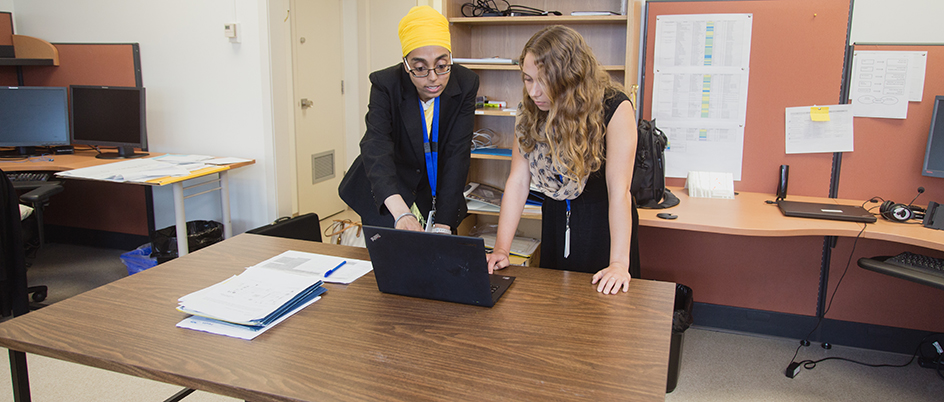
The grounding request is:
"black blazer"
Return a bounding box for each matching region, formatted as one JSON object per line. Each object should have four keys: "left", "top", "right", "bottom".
{"left": 339, "top": 63, "right": 479, "bottom": 228}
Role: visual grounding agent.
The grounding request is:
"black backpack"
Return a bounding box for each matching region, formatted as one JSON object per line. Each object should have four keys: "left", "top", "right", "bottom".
{"left": 632, "top": 118, "right": 679, "bottom": 209}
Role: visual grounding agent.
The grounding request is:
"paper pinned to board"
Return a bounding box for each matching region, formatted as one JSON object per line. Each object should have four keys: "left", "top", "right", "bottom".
{"left": 785, "top": 104, "right": 853, "bottom": 154}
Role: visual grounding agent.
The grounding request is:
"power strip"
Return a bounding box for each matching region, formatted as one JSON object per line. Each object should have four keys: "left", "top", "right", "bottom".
{"left": 918, "top": 356, "right": 942, "bottom": 369}
{"left": 918, "top": 340, "right": 943, "bottom": 369}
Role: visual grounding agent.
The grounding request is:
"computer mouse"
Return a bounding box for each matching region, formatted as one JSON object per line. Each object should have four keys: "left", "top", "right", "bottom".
{"left": 656, "top": 213, "right": 678, "bottom": 220}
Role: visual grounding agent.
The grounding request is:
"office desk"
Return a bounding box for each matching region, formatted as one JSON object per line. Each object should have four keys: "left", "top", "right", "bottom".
{"left": 634, "top": 187, "right": 944, "bottom": 350}
{"left": 3, "top": 151, "right": 255, "bottom": 255}
{"left": 637, "top": 187, "right": 944, "bottom": 250}
{"left": 0, "top": 234, "right": 676, "bottom": 402}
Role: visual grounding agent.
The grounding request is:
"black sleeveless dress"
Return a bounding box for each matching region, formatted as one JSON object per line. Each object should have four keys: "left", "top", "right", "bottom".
{"left": 539, "top": 91, "right": 641, "bottom": 277}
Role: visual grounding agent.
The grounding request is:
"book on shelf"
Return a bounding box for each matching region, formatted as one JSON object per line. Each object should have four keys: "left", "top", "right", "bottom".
{"left": 454, "top": 57, "right": 518, "bottom": 65}
{"left": 478, "top": 233, "right": 540, "bottom": 258}
{"left": 571, "top": 11, "right": 619, "bottom": 16}
{"left": 464, "top": 182, "right": 545, "bottom": 214}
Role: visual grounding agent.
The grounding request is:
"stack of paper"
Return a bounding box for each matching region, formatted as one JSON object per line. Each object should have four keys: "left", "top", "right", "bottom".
{"left": 176, "top": 250, "right": 373, "bottom": 340}
{"left": 685, "top": 171, "right": 736, "bottom": 199}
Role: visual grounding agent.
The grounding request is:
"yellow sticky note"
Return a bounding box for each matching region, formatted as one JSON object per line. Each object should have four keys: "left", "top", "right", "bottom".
{"left": 810, "top": 106, "right": 830, "bottom": 122}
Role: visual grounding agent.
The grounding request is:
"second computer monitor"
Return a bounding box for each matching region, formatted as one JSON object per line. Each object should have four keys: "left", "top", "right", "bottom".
{"left": 70, "top": 85, "right": 148, "bottom": 159}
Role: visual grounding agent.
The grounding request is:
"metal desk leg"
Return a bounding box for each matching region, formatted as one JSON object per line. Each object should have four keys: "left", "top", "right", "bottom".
{"left": 9, "top": 350, "right": 31, "bottom": 402}
{"left": 220, "top": 171, "right": 232, "bottom": 239}
{"left": 173, "top": 182, "right": 189, "bottom": 257}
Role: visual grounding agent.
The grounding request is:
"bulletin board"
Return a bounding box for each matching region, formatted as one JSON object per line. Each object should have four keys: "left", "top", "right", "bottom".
{"left": 641, "top": 0, "right": 852, "bottom": 197}
{"left": 820, "top": 44, "right": 944, "bottom": 334}
{"left": 838, "top": 44, "right": 944, "bottom": 206}
{"left": 21, "top": 43, "right": 141, "bottom": 88}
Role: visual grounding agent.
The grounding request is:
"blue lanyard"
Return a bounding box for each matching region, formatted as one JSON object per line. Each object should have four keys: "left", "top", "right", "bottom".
{"left": 558, "top": 175, "right": 572, "bottom": 213}
{"left": 420, "top": 98, "right": 440, "bottom": 202}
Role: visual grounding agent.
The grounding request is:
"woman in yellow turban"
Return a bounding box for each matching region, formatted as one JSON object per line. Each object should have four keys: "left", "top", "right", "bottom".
{"left": 339, "top": 6, "right": 479, "bottom": 233}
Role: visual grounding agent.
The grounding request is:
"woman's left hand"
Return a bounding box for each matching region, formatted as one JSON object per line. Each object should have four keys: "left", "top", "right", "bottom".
{"left": 591, "top": 264, "right": 632, "bottom": 294}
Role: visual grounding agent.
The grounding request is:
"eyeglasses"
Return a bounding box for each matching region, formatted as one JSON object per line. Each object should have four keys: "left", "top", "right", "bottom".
{"left": 404, "top": 58, "right": 453, "bottom": 78}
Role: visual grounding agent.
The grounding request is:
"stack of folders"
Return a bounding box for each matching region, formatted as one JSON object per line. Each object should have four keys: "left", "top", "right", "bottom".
{"left": 176, "top": 257, "right": 332, "bottom": 340}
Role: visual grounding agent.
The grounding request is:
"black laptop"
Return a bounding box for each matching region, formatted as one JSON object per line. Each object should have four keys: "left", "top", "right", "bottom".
{"left": 777, "top": 200, "right": 877, "bottom": 223}
{"left": 362, "top": 225, "right": 515, "bottom": 307}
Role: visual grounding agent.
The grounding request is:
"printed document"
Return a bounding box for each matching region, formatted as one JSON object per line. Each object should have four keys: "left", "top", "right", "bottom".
{"left": 784, "top": 105, "right": 854, "bottom": 154}
{"left": 651, "top": 13, "right": 753, "bottom": 180}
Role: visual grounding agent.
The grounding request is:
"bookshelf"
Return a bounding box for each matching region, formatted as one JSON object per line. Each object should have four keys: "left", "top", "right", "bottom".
{"left": 443, "top": 0, "right": 642, "bottom": 233}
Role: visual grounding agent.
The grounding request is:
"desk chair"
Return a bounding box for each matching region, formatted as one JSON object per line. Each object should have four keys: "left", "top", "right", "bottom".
{"left": 1, "top": 169, "right": 32, "bottom": 317}
{"left": 1, "top": 169, "right": 64, "bottom": 310}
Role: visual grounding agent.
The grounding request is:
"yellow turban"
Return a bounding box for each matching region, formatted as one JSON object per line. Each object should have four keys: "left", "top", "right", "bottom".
{"left": 398, "top": 6, "right": 451, "bottom": 57}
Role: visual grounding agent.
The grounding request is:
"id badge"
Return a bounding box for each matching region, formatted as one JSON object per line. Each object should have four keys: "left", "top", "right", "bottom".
{"left": 425, "top": 209, "right": 436, "bottom": 232}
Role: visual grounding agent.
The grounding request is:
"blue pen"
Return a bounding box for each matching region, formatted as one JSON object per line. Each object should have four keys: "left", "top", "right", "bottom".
{"left": 324, "top": 260, "right": 346, "bottom": 278}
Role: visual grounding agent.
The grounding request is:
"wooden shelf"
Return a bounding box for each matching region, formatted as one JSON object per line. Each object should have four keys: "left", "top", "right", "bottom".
{"left": 461, "top": 63, "right": 624, "bottom": 71}
{"left": 0, "top": 58, "right": 56, "bottom": 66}
{"left": 471, "top": 152, "right": 512, "bottom": 161}
{"left": 474, "top": 109, "right": 516, "bottom": 117}
{"left": 449, "top": 15, "right": 627, "bottom": 25}
{"left": 10, "top": 35, "right": 59, "bottom": 66}
{"left": 468, "top": 208, "right": 542, "bottom": 220}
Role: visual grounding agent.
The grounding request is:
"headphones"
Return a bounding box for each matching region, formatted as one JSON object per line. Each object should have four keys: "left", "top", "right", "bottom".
{"left": 878, "top": 187, "right": 927, "bottom": 222}
{"left": 879, "top": 201, "right": 925, "bottom": 222}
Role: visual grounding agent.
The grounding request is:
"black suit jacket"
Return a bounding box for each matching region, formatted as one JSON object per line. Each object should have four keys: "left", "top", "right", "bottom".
{"left": 339, "top": 63, "right": 479, "bottom": 228}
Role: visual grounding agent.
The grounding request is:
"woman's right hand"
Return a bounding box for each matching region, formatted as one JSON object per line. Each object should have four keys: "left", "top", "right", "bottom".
{"left": 486, "top": 251, "right": 511, "bottom": 274}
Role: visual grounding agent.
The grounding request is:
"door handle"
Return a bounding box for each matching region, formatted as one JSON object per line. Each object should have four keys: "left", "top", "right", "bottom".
{"left": 300, "top": 98, "right": 313, "bottom": 109}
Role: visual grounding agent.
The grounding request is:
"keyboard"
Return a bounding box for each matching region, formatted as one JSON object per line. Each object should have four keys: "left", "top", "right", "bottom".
{"left": 885, "top": 252, "right": 944, "bottom": 274}
{"left": 857, "top": 252, "right": 944, "bottom": 291}
{"left": 6, "top": 172, "right": 51, "bottom": 182}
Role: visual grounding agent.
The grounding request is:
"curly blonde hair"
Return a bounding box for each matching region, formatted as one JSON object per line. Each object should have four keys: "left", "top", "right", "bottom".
{"left": 517, "top": 25, "right": 624, "bottom": 181}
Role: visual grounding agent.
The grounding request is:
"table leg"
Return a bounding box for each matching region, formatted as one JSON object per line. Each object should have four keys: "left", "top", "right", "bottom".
{"left": 173, "top": 182, "right": 188, "bottom": 257}
{"left": 220, "top": 171, "right": 232, "bottom": 239}
{"left": 9, "top": 350, "right": 30, "bottom": 402}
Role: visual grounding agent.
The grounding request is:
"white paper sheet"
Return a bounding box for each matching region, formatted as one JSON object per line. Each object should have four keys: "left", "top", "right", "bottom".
{"left": 660, "top": 121, "right": 745, "bottom": 180}
{"left": 54, "top": 158, "right": 194, "bottom": 183}
{"left": 176, "top": 296, "right": 321, "bottom": 340}
{"left": 850, "top": 51, "right": 926, "bottom": 119}
{"left": 651, "top": 13, "right": 753, "bottom": 180}
{"left": 785, "top": 105, "right": 854, "bottom": 154}
{"left": 252, "top": 250, "right": 372, "bottom": 284}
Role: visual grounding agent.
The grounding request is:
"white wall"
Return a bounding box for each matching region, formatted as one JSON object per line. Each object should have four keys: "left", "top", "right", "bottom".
{"left": 8, "top": 0, "right": 277, "bottom": 234}
{"left": 343, "top": 0, "right": 417, "bottom": 170}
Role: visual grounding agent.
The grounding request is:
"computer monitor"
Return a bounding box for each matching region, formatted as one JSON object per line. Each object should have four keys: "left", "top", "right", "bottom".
{"left": 0, "top": 86, "right": 70, "bottom": 157}
{"left": 69, "top": 85, "right": 148, "bottom": 159}
{"left": 923, "top": 95, "right": 944, "bottom": 179}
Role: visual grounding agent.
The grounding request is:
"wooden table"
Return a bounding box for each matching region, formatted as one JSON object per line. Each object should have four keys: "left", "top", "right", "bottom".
{"left": 0, "top": 234, "right": 676, "bottom": 402}
{"left": 4, "top": 150, "right": 255, "bottom": 255}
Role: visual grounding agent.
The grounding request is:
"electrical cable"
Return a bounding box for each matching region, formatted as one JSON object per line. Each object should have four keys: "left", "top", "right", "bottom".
{"left": 471, "top": 128, "right": 498, "bottom": 151}
{"left": 461, "top": 1, "right": 560, "bottom": 17}
{"left": 786, "top": 223, "right": 866, "bottom": 373}
{"left": 785, "top": 223, "right": 944, "bottom": 382}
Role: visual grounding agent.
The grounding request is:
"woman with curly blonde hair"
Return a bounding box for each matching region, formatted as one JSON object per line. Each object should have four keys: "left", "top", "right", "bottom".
{"left": 487, "top": 26, "right": 639, "bottom": 295}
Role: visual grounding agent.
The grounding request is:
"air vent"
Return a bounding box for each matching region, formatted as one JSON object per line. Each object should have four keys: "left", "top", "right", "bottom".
{"left": 311, "top": 150, "right": 335, "bottom": 184}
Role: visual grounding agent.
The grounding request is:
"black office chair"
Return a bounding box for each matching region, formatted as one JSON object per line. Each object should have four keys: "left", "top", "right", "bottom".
{"left": 1, "top": 168, "right": 63, "bottom": 309}
{"left": 1, "top": 168, "right": 32, "bottom": 318}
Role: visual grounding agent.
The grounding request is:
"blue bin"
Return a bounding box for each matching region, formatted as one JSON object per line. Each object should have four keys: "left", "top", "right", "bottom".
{"left": 121, "top": 243, "right": 158, "bottom": 275}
